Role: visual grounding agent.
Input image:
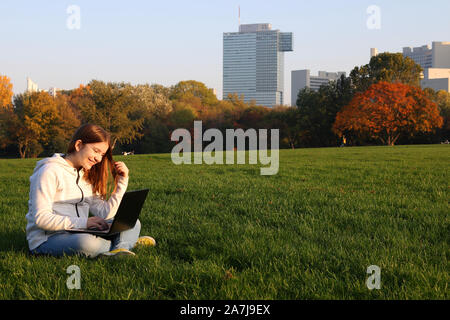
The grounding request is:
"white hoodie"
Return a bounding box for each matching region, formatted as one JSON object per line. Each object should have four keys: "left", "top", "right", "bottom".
{"left": 26, "top": 153, "right": 129, "bottom": 250}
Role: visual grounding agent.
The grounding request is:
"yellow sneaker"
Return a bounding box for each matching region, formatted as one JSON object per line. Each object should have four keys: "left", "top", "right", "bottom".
{"left": 135, "top": 236, "right": 156, "bottom": 247}
{"left": 101, "top": 248, "right": 136, "bottom": 257}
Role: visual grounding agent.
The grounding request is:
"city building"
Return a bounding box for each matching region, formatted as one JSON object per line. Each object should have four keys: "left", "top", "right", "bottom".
{"left": 431, "top": 41, "right": 450, "bottom": 68}
{"left": 27, "top": 77, "right": 39, "bottom": 93}
{"left": 370, "top": 48, "right": 378, "bottom": 58}
{"left": 47, "top": 87, "right": 59, "bottom": 97}
{"left": 402, "top": 41, "right": 450, "bottom": 92}
{"left": 421, "top": 68, "right": 450, "bottom": 92}
{"left": 402, "top": 45, "right": 433, "bottom": 69}
{"left": 401, "top": 42, "right": 450, "bottom": 69}
{"left": 223, "top": 23, "right": 293, "bottom": 108}
{"left": 26, "top": 77, "right": 59, "bottom": 97}
{"left": 291, "top": 69, "right": 346, "bottom": 106}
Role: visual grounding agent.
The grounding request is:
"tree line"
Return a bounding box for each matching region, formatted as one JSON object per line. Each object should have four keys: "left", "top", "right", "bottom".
{"left": 0, "top": 52, "right": 449, "bottom": 158}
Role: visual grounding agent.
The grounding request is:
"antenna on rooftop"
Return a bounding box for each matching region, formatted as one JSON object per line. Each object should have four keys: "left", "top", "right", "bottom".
{"left": 238, "top": 5, "right": 240, "bottom": 30}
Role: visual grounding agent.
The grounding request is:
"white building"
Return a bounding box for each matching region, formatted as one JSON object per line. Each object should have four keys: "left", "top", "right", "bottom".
{"left": 370, "top": 48, "right": 378, "bottom": 58}
{"left": 402, "top": 42, "right": 450, "bottom": 69}
{"left": 421, "top": 68, "right": 450, "bottom": 92}
{"left": 26, "top": 77, "right": 59, "bottom": 97}
{"left": 291, "top": 69, "right": 346, "bottom": 106}
{"left": 432, "top": 41, "right": 450, "bottom": 68}
{"left": 47, "top": 87, "right": 59, "bottom": 97}
{"left": 403, "top": 45, "right": 433, "bottom": 69}
{"left": 27, "top": 77, "right": 39, "bottom": 93}
{"left": 402, "top": 41, "right": 450, "bottom": 92}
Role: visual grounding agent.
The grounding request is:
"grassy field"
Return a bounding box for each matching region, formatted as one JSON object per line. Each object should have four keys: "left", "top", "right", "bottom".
{"left": 0, "top": 145, "right": 448, "bottom": 299}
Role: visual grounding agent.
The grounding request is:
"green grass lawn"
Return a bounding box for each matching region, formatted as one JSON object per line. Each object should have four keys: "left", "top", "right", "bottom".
{"left": 0, "top": 145, "right": 448, "bottom": 299}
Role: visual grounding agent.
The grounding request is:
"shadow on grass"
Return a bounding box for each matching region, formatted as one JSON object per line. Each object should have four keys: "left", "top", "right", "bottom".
{"left": 0, "top": 228, "right": 29, "bottom": 254}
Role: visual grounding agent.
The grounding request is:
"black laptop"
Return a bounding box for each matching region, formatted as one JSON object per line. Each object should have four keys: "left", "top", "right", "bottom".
{"left": 67, "top": 189, "right": 149, "bottom": 236}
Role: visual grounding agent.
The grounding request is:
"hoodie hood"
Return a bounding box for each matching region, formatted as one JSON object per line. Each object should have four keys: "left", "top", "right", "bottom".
{"left": 33, "top": 153, "right": 84, "bottom": 177}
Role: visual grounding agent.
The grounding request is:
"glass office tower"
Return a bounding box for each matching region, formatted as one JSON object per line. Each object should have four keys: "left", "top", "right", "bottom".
{"left": 223, "top": 23, "right": 293, "bottom": 108}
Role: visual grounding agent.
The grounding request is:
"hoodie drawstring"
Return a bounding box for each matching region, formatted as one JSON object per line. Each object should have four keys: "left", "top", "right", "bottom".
{"left": 75, "top": 170, "right": 84, "bottom": 218}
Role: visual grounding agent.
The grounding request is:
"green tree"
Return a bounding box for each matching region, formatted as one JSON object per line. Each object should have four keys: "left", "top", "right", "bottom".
{"left": 296, "top": 75, "right": 353, "bottom": 147}
{"left": 350, "top": 52, "right": 423, "bottom": 92}
{"left": 0, "top": 107, "right": 16, "bottom": 149}
{"left": 266, "top": 106, "right": 300, "bottom": 149}
{"left": 167, "top": 103, "right": 196, "bottom": 129}
{"left": 423, "top": 89, "right": 450, "bottom": 142}
{"left": 80, "top": 80, "right": 145, "bottom": 147}
{"left": 170, "top": 80, "right": 218, "bottom": 106}
{"left": 237, "top": 105, "right": 270, "bottom": 130}
{"left": 125, "top": 117, "right": 171, "bottom": 154}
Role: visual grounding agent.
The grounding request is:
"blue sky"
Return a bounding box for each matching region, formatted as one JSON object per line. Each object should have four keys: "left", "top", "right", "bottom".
{"left": 1, "top": 0, "right": 449, "bottom": 102}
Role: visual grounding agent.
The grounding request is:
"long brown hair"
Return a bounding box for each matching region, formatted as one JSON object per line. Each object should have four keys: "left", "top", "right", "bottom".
{"left": 66, "top": 124, "right": 118, "bottom": 199}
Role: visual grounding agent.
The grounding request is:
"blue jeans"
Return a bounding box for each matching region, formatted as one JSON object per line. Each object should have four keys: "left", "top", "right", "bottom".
{"left": 31, "top": 219, "right": 141, "bottom": 258}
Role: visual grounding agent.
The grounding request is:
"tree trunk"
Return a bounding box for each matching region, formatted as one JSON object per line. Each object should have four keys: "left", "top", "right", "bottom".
{"left": 387, "top": 136, "right": 391, "bottom": 146}
{"left": 18, "top": 142, "right": 26, "bottom": 158}
{"left": 387, "top": 133, "right": 401, "bottom": 146}
{"left": 288, "top": 136, "right": 295, "bottom": 149}
{"left": 391, "top": 133, "right": 401, "bottom": 146}
{"left": 111, "top": 137, "right": 117, "bottom": 150}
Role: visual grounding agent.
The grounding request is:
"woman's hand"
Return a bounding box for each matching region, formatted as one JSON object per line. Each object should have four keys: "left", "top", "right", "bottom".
{"left": 114, "top": 161, "right": 129, "bottom": 178}
{"left": 87, "top": 216, "right": 109, "bottom": 230}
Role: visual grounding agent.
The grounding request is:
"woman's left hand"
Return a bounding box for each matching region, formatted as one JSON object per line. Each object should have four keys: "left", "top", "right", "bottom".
{"left": 114, "top": 161, "right": 129, "bottom": 178}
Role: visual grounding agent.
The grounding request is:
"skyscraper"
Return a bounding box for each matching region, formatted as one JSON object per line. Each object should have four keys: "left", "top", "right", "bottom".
{"left": 223, "top": 23, "right": 293, "bottom": 108}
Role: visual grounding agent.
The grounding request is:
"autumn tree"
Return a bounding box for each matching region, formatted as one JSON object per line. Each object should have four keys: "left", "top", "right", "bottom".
{"left": 333, "top": 82, "right": 443, "bottom": 146}
{"left": 43, "top": 93, "right": 82, "bottom": 154}
{"left": 0, "top": 75, "right": 14, "bottom": 148}
{"left": 10, "top": 91, "right": 60, "bottom": 157}
{"left": 66, "top": 84, "right": 92, "bottom": 121}
{"left": 0, "top": 75, "right": 13, "bottom": 109}
{"left": 225, "top": 93, "right": 249, "bottom": 109}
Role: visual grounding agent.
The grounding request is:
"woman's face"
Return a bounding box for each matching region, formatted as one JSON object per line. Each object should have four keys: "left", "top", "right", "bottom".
{"left": 75, "top": 140, "right": 109, "bottom": 170}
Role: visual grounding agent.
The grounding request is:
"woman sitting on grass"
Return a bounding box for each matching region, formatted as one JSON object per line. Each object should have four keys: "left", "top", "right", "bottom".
{"left": 26, "top": 123, "right": 155, "bottom": 258}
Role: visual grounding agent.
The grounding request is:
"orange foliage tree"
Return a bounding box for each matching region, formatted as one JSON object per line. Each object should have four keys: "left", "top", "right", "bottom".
{"left": 0, "top": 75, "right": 13, "bottom": 108}
{"left": 333, "top": 81, "right": 443, "bottom": 146}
